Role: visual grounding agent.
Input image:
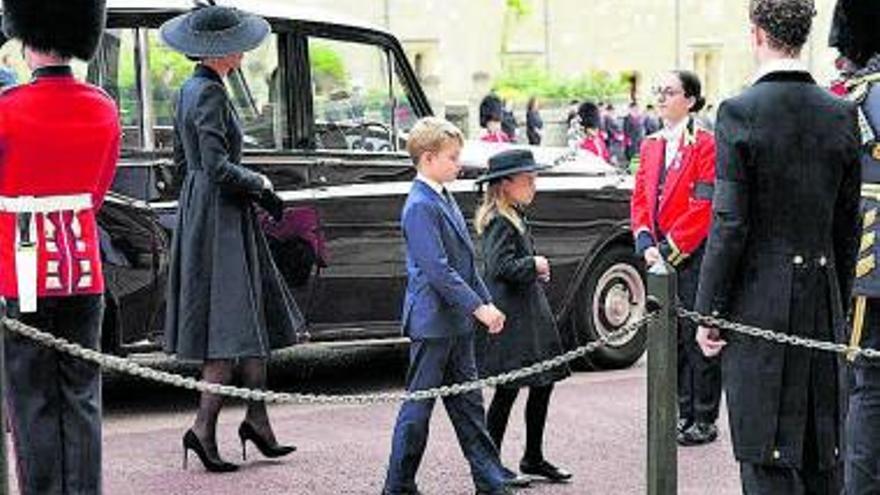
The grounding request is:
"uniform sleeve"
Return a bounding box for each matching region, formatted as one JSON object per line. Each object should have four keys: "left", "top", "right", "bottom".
{"left": 630, "top": 139, "right": 655, "bottom": 254}
{"left": 695, "top": 100, "right": 751, "bottom": 317}
{"left": 194, "top": 83, "right": 264, "bottom": 194}
{"left": 403, "top": 201, "right": 484, "bottom": 314}
{"left": 93, "top": 105, "right": 121, "bottom": 211}
{"left": 833, "top": 103, "right": 862, "bottom": 305}
{"left": 481, "top": 216, "right": 538, "bottom": 286}
{"left": 659, "top": 135, "right": 716, "bottom": 266}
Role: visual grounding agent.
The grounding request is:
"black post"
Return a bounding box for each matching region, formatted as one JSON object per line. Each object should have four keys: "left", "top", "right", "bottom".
{"left": 647, "top": 262, "right": 677, "bottom": 495}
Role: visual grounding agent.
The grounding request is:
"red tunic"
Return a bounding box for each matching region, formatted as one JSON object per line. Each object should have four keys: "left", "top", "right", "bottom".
{"left": 579, "top": 132, "right": 610, "bottom": 162}
{"left": 480, "top": 130, "right": 511, "bottom": 143}
{"left": 630, "top": 121, "right": 715, "bottom": 266}
{"left": 0, "top": 67, "right": 120, "bottom": 300}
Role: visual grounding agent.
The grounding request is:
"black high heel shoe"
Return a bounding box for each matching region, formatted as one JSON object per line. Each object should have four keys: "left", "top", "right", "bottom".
{"left": 182, "top": 429, "right": 238, "bottom": 473}
{"left": 238, "top": 421, "right": 296, "bottom": 460}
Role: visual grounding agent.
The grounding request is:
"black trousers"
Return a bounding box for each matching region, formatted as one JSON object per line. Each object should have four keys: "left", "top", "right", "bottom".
{"left": 676, "top": 251, "right": 722, "bottom": 424}
{"left": 5, "top": 295, "right": 104, "bottom": 495}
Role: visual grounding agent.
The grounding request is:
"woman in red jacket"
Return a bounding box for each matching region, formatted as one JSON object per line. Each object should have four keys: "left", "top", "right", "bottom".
{"left": 577, "top": 101, "right": 611, "bottom": 162}
{"left": 630, "top": 70, "right": 721, "bottom": 446}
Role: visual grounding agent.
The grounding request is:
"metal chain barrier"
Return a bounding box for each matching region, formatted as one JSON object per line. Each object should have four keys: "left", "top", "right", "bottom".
{"left": 676, "top": 307, "right": 880, "bottom": 360}
{"left": 0, "top": 311, "right": 656, "bottom": 405}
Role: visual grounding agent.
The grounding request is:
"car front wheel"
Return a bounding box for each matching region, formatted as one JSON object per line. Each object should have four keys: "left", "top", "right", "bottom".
{"left": 573, "top": 245, "right": 647, "bottom": 370}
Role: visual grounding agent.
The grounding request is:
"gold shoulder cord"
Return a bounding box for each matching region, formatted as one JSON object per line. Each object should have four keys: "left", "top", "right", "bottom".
{"left": 850, "top": 296, "right": 868, "bottom": 362}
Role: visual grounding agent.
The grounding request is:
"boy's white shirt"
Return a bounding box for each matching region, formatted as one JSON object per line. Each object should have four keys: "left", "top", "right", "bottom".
{"left": 416, "top": 173, "right": 446, "bottom": 196}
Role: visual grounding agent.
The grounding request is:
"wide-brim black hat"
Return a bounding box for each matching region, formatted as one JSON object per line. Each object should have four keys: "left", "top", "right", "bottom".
{"left": 475, "top": 149, "right": 551, "bottom": 185}
{"left": 160, "top": 6, "right": 270, "bottom": 58}
{"left": 2, "top": 0, "right": 107, "bottom": 61}
{"left": 829, "top": 0, "right": 880, "bottom": 67}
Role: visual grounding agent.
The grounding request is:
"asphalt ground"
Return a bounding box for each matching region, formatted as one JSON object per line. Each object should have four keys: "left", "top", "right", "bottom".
{"left": 7, "top": 343, "right": 742, "bottom": 494}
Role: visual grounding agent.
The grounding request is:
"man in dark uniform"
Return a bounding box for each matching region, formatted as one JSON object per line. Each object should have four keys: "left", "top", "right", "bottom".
{"left": 0, "top": 1, "right": 120, "bottom": 493}
{"left": 695, "top": 0, "right": 861, "bottom": 493}
{"left": 828, "top": 1, "right": 880, "bottom": 492}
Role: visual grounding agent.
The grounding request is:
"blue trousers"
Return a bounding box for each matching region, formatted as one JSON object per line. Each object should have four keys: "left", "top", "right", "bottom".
{"left": 384, "top": 333, "right": 507, "bottom": 493}
{"left": 846, "top": 365, "right": 880, "bottom": 494}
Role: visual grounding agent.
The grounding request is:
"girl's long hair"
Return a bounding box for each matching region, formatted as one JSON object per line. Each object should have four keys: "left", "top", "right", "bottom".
{"left": 475, "top": 180, "right": 525, "bottom": 236}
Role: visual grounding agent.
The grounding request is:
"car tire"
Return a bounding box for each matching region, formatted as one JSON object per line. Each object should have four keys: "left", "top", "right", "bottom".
{"left": 101, "top": 295, "right": 123, "bottom": 356}
{"left": 572, "top": 244, "right": 647, "bottom": 370}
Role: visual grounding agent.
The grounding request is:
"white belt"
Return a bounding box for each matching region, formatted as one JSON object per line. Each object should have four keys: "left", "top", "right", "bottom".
{"left": 0, "top": 193, "right": 93, "bottom": 313}
{"left": 0, "top": 193, "right": 92, "bottom": 213}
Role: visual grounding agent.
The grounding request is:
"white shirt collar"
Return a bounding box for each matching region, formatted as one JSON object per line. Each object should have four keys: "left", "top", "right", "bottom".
{"left": 661, "top": 117, "right": 689, "bottom": 142}
{"left": 416, "top": 173, "right": 445, "bottom": 196}
{"left": 752, "top": 58, "right": 809, "bottom": 84}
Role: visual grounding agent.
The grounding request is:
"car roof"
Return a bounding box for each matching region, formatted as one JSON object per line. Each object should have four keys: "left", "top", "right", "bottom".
{"left": 106, "top": 0, "right": 389, "bottom": 35}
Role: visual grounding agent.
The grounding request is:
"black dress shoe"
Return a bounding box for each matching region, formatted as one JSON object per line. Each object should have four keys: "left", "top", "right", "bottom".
{"left": 182, "top": 429, "right": 238, "bottom": 473}
{"left": 503, "top": 472, "right": 531, "bottom": 488}
{"left": 520, "top": 458, "right": 573, "bottom": 482}
{"left": 677, "top": 418, "right": 693, "bottom": 434}
{"left": 677, "top": 422, "right": 719, "bottom": 446}
{"left": 238, "top": 422, "right": 297, "bottom": 460}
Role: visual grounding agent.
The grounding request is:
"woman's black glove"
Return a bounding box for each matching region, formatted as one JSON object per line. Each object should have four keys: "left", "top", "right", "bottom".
{"left": 257, "top": 189, "right": 284, "bottom": 221}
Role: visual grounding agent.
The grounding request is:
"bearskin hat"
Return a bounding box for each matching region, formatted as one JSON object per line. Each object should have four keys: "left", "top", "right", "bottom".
{"left": 479, "top": 94, "right": 504, "bottom": 128}
{"left": 829, "top": 0, "right": 880, "bottom": 67}
{"left": 2, "top": 0, "right": 107, "bottom": 61}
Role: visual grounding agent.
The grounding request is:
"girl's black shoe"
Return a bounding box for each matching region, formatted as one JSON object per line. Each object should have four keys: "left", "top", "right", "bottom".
{"left": 519, "top": 458, "right": 573, "bottom": 482}
{"left": 182, "top": 429, "right": 238, "bottom": 473}
{"left": 238, "top": 421, "right": 297, "bottom": 460}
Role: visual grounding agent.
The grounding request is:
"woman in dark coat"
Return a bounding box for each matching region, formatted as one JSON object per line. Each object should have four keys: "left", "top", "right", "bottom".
{"left": 159, "top": 6, "right": 305, "bottom": 472}
{"left": 474, "top": 149, "right": 572, "bottom": 483}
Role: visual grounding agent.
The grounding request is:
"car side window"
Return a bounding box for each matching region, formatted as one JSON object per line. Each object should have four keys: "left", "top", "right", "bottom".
{"left": 147, "top": 31, "right": 288, "bottom": 151}
{"left": 308, "top": 37, "right": 414, "bottom": 152}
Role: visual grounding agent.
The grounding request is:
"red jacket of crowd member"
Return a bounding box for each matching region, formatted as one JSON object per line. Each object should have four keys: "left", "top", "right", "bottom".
{"left": 630, "top": 120, "right": 715, "bottom": 266}
{"left": 580, "top": 131, "right": 611, "bottom": 162}
{"left": 0, "top": 69, "right": 121, "bottom": 300}
{"left": 480, "top": 130, "right": 511, "bottom": 143}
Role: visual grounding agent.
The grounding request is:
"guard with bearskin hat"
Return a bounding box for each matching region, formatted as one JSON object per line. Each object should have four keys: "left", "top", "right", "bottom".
{"left": 829, "top": 0, "right": 880, "bottom": 492}
{"left": 0, "top": 0, "right": 120, "bottom": 493}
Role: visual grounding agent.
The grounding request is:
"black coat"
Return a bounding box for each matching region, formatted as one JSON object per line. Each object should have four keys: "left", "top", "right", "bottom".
{"left": 475, "top": 214, "right": 570, "bottom": 388}
{"left": 164, "top": 65, "right": 305, "bottom": 361}
{"left": 695, "top": 70, "right": 861, "bottom": 469}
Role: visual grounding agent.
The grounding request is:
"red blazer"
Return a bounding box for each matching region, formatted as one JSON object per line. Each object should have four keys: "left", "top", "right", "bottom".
{"left": 480, "top": 130, "right": 511, "bottom": 143}
{"left": 630, "top": 119, "right": 715, "bottom": 266}
{"left": 0, "top": 67, "right": 120, "bottom": 299}
{"left": 580, "top": 131, "right": 610, "bottom": 162}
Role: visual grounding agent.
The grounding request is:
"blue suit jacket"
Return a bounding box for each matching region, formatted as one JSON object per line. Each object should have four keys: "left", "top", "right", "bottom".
{"left": 400, "top": 180, "right": 492, "bottom": 339}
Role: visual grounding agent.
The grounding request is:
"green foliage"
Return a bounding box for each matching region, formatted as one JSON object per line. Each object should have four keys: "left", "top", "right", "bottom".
{"left": 494, "top": 66, "right": 629, "bottom": 103}
{"left": 505, "top": 0, "right": 531, "bottom": 17}
{"left": 310, "top": 44, "right": 348, "bottom": 94}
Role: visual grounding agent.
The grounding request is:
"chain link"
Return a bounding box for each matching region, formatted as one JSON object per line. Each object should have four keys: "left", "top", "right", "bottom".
{"left": 0, "top": 312, "right": 655, "bottom": 405}
{"left": 676, "top": 307, "right": 880, "bottom": 360}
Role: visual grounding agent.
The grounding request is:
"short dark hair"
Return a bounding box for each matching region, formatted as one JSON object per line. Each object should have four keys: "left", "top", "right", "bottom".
{"left": 749, "top": 0, "right": 816, "bottom": 55}
{"left": 673, "top": 70, "right": 706, "bottom": 113}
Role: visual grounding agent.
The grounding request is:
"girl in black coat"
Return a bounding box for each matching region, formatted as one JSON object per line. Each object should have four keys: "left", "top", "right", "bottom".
{"left": 474, "top": 149, "right": 572, "bottom": 483}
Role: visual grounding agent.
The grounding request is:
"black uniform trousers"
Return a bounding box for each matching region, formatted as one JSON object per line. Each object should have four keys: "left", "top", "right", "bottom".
{"left": 676, "top": 248, "right": 722, "bottom": 425}
{"left": 5, "top": 295, "right": 104, "bottom": 495}
{"left": 846, "top": 301, "right": 880, "bottom": 494}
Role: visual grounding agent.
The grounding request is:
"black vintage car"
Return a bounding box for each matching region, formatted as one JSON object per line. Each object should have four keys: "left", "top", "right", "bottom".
{"left": 1, "top": 0, "right": 646, "bottom": 369}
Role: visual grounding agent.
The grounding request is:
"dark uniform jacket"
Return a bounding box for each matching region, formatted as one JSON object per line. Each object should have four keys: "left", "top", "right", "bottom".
{"left": 475, "top": 214, "right": 570, "bottom": 387}
{"left": 847, "top": 63, "right": 880, "bottom": 366}
{"left": 694, "top": 70, "right": 861, "bottom": 468}
{"left": 164, "top": 65, "right": 305, "bottom": 361}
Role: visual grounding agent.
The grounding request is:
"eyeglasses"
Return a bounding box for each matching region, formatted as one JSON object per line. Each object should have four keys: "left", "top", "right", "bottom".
{"left": 652, "top": 86, "right": 685, "bottom": 99}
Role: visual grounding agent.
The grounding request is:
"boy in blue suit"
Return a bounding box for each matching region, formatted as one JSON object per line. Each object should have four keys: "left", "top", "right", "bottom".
{"left": 383, "top": 118, "right": 524, "bottom": 495}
